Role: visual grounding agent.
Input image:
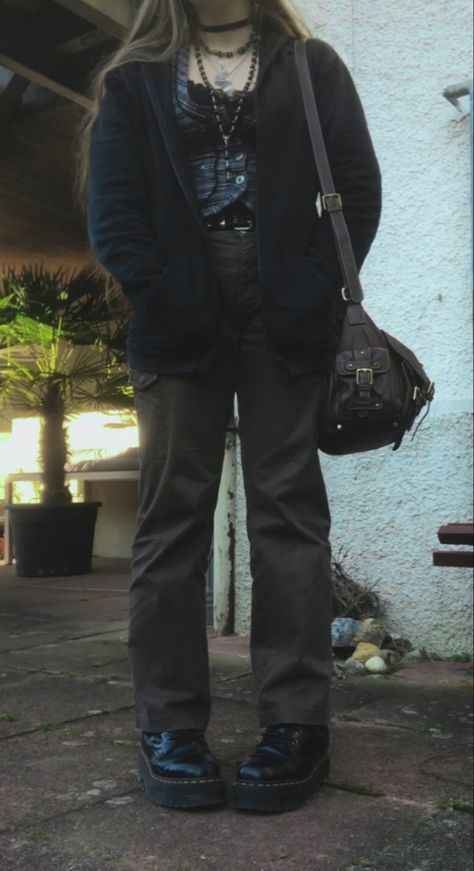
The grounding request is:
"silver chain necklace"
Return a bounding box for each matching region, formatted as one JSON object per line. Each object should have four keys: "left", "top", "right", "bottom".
{"left": 194, "top": 34, "right": 259, "bottom": 180}
{"left": 203, "top": 47, "right": 253, "bottom": 91}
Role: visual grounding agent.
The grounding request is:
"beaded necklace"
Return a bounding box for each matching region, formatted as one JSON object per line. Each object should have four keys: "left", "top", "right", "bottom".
{"left": 193, "top": 29, "right": 260, "bottom": 182}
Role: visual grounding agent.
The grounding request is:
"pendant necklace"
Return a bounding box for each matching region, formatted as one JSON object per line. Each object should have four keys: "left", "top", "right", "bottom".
{"left": 204, "top": 48, "right": 252, "bottom": 92}
{"left": 194, "top": 33, "right": 259, "bottom": 180}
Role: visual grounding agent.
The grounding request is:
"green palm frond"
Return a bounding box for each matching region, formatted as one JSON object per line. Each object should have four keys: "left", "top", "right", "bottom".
{"left": 0, "top": 263, "right": 134, "bottom": 504}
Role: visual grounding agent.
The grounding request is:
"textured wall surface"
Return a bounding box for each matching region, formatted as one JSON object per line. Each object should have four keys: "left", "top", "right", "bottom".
{"left": 234, "top": 0, "right": 473, "bottom": 655}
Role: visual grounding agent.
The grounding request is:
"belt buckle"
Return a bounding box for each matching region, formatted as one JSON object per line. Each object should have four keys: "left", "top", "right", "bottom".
{"left": 233, "top": 216, "right": 254, "bottom": 231}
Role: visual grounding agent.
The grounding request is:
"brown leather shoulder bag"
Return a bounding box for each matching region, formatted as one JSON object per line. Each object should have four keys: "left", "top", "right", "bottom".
{"left": 295, "top": 39, "right": 435, "bottom": 454}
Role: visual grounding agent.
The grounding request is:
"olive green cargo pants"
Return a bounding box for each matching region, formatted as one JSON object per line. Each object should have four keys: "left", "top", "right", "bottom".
{"left": 128, "top": 227, "right": 334, "bottom": 732}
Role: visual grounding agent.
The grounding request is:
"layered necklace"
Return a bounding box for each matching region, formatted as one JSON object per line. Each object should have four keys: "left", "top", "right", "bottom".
{"left": 192, "top": 14, "right": 260, "bottom": 182}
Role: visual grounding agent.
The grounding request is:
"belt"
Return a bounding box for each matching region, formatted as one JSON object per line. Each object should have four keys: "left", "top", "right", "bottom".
{"left": 205, "top": 206, "right": 256, "bottom": 231}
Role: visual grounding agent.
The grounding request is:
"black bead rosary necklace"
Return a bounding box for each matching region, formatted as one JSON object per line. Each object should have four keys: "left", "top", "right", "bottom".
{"left": 193, "top": 31, "right": 259, "bottom": 181}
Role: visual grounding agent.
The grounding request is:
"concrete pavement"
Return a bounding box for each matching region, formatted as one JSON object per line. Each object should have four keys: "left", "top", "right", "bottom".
{"left": 0, "top": 559, "right": 472, "bottom": 870}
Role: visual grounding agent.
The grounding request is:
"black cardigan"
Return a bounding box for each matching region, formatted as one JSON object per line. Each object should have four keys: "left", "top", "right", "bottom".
{"left": 87, "top": 20, "right": 382, "bottom": 375}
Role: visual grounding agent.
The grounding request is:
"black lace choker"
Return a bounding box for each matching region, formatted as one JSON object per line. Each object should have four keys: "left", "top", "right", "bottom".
{"left": 199, "top": 17, "right": 251, "bottom": 33}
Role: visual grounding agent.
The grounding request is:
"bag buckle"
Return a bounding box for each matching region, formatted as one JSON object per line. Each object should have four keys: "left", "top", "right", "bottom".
{"left": 356, "top": 367, "right": 374, "bottom": 386}
{"left": 341, "top": 286, "right": 353, "bottom": 302}
{"left": 413, "top": 381, "right": 435, "bottom": 402}
{"left": 322, "top": 192, "right": 343, "bottom": 211}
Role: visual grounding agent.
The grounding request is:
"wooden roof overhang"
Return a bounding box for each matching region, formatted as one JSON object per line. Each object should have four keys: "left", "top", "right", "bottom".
{"left": 0, "top": 0, "right": 133, "bottom": 121}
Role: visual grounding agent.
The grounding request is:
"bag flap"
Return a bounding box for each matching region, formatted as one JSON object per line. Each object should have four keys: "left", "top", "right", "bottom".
{"left": 382, "top": 330, "right": 434, "bottom": 393}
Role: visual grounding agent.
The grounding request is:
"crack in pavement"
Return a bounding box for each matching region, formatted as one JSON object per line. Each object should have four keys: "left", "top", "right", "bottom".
{"left": 0, "top": 704, "right": 136, "bottom": 741}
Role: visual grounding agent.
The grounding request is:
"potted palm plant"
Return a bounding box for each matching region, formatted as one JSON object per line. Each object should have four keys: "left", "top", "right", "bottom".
{"left": 0, "top": 264, "right": 133, "bottom": 577}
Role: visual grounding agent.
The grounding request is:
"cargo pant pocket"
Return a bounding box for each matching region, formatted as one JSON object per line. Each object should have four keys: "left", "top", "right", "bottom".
{"left": 128, "top": 368, "right": 160, "bottom": 390}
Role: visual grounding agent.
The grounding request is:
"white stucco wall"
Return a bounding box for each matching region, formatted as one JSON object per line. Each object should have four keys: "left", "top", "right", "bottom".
{"left": 234, "top": 0, "right": 473, "bottom": 655}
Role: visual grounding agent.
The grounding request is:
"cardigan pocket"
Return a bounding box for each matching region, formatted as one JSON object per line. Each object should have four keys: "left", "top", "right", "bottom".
{"left": 140, "top": 255, "right": 219, "bottom": 350}
{"left": 263, "top": 252, "right": 339, "bottom": 355}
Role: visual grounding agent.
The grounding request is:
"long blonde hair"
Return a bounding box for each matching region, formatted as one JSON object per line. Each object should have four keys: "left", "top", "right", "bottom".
{"left": 74, "top": 0, "right": 312, "bottom": 212}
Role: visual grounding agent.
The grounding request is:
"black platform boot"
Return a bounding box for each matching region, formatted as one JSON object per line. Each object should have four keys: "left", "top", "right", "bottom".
{"left": 138, "top": 729, "right": 227, "bottom": 809}
{"left": 231, "top": 723, "right": 330, "bottom": 812}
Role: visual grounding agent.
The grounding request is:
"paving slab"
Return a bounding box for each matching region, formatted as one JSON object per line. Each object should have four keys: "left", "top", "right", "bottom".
{"left": 0, "top": 783, "right": 430, "bottom": 871}
{"left": 346, "top": 808, "right": 473, "bottom": 870}
{"left": 0, "top": 559, "right": 131, "bottom": 592}
{"left": 0, "top": 594, "right": 127, "bottom": 630}
{"left": 0, "top": 640, "right": 254, "bottom": 687}
{"left": 0, "top": 843, "right": 121, "bottom": 871}
{"left": 0, "top": 621, "right": 128, "bottom": 653}
{"left": 0, "top": 726, "right": 140, "bottom": 832}
{"left": 0, "top": 561, "right": 472, "bottom": 871}
{"left": 0, "top": 561, "right": 129, "bottom": 654}
{"left": 0, "top": 638, "right": 129, "bottom": 677}
{"left": 331, "top": 660, "right": 473, "bottom": 725}
{"left": 0, "top": 673, "right": 133, "bottom": 737}
{"left": 208, "top": 633, "right": 251, "bottom": 659}
{"left": 2, "top": 691, "right": 469, "bottom": 827}
{"left": 329, "top": 720, "right": 473, "bottom": 806}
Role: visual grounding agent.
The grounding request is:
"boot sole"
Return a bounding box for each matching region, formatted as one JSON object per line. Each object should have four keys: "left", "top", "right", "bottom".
{"left": 231, "top": 753, "right": 330, "bottom": 812}
{"left": 137, "top": 752, "right": 227, "bottom": 809}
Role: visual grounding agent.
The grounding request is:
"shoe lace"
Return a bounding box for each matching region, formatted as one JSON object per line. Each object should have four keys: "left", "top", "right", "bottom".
{"left": 262, "top": 723, "right": 328, "bottom": 747}
{"left": 261, "top": 724, "right": 306, "bottom": 747}
{"left": 168, "top": 729, "right": 204, "bottom": 738}
{"left": 144, "top": 728, "right": 206, "bottom": 746}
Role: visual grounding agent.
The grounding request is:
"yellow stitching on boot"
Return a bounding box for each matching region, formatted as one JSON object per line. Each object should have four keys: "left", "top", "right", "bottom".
{"left": 141, "top": 751, "right": 223, "bottom": 785}
{"left": 233, "top": 753, "right": 330, "bottom": 788}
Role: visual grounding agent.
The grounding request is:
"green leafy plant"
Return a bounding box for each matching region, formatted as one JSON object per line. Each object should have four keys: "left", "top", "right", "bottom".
{"left": 0, "top": 264, "right": 133, "bottom": 505}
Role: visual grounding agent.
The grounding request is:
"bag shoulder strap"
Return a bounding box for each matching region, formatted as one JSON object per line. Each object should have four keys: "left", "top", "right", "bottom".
{"left": 294, "top": 39, "right": 363, "bottom": 303}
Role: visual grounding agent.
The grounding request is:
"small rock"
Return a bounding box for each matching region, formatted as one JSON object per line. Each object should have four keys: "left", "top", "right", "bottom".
{"left": 331, "top": 617, "right": 361, "bottom": 647}
{"left": 365, "top": 656, "right": 388, "bottom": 673}
{"left": 354, "top": 618, "right": 385, "bottom": 646}
{"left": 347, "top": 641, "right": 381, "bottom": 663}
{"left": 343, "top": 659, "right": 367, "bottom": 675}
{"left": 383, "top": 635, "right": 414, "bottom": 656}
{"left": 379, "top": 648, "right": 401, "bottom": 663}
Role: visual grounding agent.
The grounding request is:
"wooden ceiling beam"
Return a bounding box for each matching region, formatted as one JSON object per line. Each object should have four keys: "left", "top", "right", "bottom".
{"left": 51, "top": 0, "right": 132, "bottom": 37}
{"left": 0, "top": 52, "right": 90, "bottom": 109}
{"left": 0, "top": 17, "right": 91, "bottom": 108}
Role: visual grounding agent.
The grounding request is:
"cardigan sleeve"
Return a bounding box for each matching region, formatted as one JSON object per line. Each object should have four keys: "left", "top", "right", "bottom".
{"left": 304, "top": 39, "right": 382, "bottom": 293}
{"left": 87, "top": 70, "right": 166, "bottom": 301}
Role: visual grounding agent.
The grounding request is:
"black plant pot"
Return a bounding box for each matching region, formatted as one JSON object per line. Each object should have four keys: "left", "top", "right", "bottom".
{"left": 6, "top": 502, "right": 102, "bottom": 578}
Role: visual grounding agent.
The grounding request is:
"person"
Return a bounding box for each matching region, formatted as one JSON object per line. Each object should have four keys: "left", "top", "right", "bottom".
{"left": 79, "top": 0, "right": 382, "bottom": 813}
